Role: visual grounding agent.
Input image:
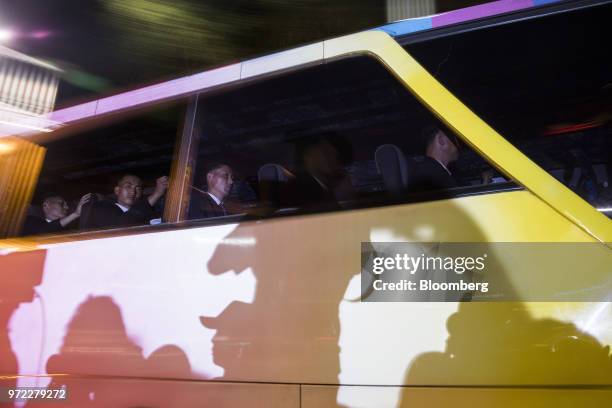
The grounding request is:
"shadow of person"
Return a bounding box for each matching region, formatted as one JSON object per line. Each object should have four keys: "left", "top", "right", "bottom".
{"left": 398, "top": 249, "right": 612, "bottom": 403}
{"left": 200, "top": 213, "right": 358, "bottom": 385}
{"left": 400, "top": 301, "right": 612, "bottom": 406}
{"left": 0, "top": 250, "right": 45, "bottom": 390}
{"left": 42, "top": 296, "right": 192, "bottom": 407}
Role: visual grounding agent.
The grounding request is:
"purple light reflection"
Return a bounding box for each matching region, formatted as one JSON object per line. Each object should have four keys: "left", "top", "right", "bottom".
{"left": 432, "top": 0, "right": 534, "bottom": 27}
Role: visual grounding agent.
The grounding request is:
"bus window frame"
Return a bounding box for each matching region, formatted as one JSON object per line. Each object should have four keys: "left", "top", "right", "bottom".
{"left": 165, "top": 95, "right": 199, "bottom": 223}
{"left": 3, "top": 26, "right": 609, "bottom": 248}
{"left": 5, "top": 98, "right": 189, "bottom": 242}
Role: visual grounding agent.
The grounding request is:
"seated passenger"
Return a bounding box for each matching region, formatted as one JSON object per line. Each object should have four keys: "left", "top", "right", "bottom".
{"left": 81, "top": 175, "right": 168, "bottom": 230}
{"left": 293, "top": 135, "right": 354, "bottom": 209}
{"left": 188, "top": 163, "right": 234, "bottom": 219}
{"left": 409, "top": 125, "right": 460, "bottom": 192}
{"left": 22, "top": 193, "right": 91, "bottom": 236}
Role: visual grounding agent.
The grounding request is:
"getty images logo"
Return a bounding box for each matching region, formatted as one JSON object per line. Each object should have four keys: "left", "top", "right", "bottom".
{"left": 372, "top": 253, "right": 488, "bottom": 275}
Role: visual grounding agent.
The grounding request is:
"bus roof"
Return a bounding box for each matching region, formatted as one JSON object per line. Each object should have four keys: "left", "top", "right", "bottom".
{"left": 375, "top": 0, "right": 563, "bottom": 37}
{"left": 47, "top": 0, "right": 569, "bottom": 127}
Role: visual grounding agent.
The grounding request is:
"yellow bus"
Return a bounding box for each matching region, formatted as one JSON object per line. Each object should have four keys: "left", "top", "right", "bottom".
{"left": 1, "top": 0, "right": 610, "bottom": 406}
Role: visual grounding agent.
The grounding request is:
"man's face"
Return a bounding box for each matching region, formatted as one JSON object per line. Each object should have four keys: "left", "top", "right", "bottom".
{"left": 207, "top": 165, "right": 233, "bottom": 201}
{"left": 43, "top": 197, "right": 68, "bottom": 220}
{"left": 303, "top": 141, "right": 339, "bottom": 176}
{"left": 114, "top": 175, "right": 143, "bottom": 207}
{"left": 438, "top": 131, "right": 460, "bottom": 162}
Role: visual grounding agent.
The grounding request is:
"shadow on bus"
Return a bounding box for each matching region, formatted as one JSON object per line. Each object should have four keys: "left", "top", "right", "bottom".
{"left": 0, "top": 250, "right": 45, "bottom": 391}
{"left": 200, "top": 199, "right": 612, "bottom": 407}
{"left": 397, "top": 261, "right": 612, "bottom": 403}
{"left": 200, "top": 212, "right": 359, "bottom": 387}
{"left": 398, "top": 301, "right": 612, "bottom": 407}
{"left": 39, "top": 296, "right": 192, "bottom": 407}
{"left": 198, "top": 200, "right": 490, "bottom": 406}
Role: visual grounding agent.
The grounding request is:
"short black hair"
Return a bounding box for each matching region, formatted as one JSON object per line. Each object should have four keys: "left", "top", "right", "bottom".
{"left": 422, "top": 125, "right": 440, "bottom": 146}
{"left": 421, "top": 123, "right": 459, "bottom": 149}
{"left": 199, "top": 162, "right": 232, "bottom": 188}
{"left": 115, "top": 174, "right": 141, "bottom": 187}
{"left": 203, "top": 162, "right": 231, "bottom": 176}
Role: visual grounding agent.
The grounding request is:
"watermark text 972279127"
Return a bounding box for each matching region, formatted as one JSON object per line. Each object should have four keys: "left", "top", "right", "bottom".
{"left": 0, "top": 387, "right": 68, "bottom": 403}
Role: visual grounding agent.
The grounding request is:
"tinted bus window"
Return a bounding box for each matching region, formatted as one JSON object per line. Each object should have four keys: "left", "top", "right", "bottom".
{"left": 188, "top": 55, "right": 516, "bottom": 222}
{"left": 406, "top": 2, "right": 612, "bottom": 217}
{"left": 18, "top": 103, "right": 184, "bottom": 237}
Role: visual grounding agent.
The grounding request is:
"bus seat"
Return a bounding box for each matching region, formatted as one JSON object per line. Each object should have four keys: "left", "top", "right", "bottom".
{"left": 78, "top": 192, "right": 106, "bottom": 230}
{"left": 592, "top": 163, "right": 609, "bottom": 187}
{"left": 375, "top": 144, "right": 412, "bottom": 195}
{"left": 257, "top": 163, "right": 294, "bottom": 183}
{"left": 257, "top": 164, "right": 296, "bottom": 210}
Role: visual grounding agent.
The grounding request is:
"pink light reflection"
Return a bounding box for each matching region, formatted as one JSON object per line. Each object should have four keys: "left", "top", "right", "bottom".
{"left": 50, "top": 64, "right": 241, "bottom": 124}
{"left": 432, "top": 0, "right": 534, "bottom": 27}
{"left": 30, "top": 30, "right": 52, "bottom": 39}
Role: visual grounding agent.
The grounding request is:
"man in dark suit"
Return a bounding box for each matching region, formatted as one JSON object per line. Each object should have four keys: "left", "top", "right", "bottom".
{"left": 81, "top": 174, "right": 168, "bottom": 230}
{"left": 409, "top": 125, "right": 460, "bottom": 192}
{"left": 188, "top": 163, "right": 234, "bottom": 219}
{"left": 22, "top": 193, "right": 91, "bottom": 236}
{"left": 293, "top": 135, "right": 354, "bottom": 211}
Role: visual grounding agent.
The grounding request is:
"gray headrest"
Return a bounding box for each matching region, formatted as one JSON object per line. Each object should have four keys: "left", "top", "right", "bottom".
{"left": 257, "top": 163, "right": 294, "bottom": 182}
{"left": 375, "top": 144, "right": 411, "bottom": 195}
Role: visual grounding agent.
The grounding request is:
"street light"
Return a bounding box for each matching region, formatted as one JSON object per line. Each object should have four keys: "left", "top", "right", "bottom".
{"left": 0, "top": 29, "right": 14, "bottom": 43}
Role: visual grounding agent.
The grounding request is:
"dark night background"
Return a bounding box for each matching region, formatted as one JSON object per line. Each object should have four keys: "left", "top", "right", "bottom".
{"left": 0, "top": 0, "right": 386, "bottom": 106}
{"left": 0, "top": 0, "right": 492, "bottom": 107}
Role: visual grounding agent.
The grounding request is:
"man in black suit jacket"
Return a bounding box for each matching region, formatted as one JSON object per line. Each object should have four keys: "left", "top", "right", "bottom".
{"left": 409, "top": 125, "right": 460, "bottom": 192}
{"left": 81, "top": 174, "right": 168, "bottom": 230}
{"left": 188, "top": 164, "right": 233, "bottom": 219}
{"left": 292, "top": 135, "right": 354, "bottom": 211}
{"left": 22, "top": 193, "right": 91, "bottom": 236}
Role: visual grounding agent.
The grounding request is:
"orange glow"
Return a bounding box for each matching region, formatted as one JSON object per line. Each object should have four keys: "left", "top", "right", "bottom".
{"left": 0, "top": 141, "right": 15, "bottom": 154}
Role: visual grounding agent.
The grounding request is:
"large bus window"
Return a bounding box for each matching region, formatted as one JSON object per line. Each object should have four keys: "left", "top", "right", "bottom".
{"left": 405, "top": 2, "right": 612, "bottom": 218}
{"left": 188, "top": 55, "right": 516, "bottom": 222}
{"left": 17, "top": 103, "right": 184, "bottom": 237}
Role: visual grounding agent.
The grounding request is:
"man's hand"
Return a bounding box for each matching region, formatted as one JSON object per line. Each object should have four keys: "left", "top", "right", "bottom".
{"left": 59, "top": 193, "right": 92, "bottom": 227}
{"left": 148, "top": 176, "right": 169, "bottom": 206}
{"left": 154, "top": 176, "right": 169, "bottom": 196}
{"left": 74, "top": 193, "right": 92, "bottom": 216}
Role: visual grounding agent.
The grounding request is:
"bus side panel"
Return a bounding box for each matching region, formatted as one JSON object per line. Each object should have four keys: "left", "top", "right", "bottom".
{"left": 0, "top": 376, "right": 299, "bottom": 407}
{"left": 2, "top": 190, "right": 611, "bottom": 408}
{"left": 302, "top": 385, "right": 612, "bottom": 408}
